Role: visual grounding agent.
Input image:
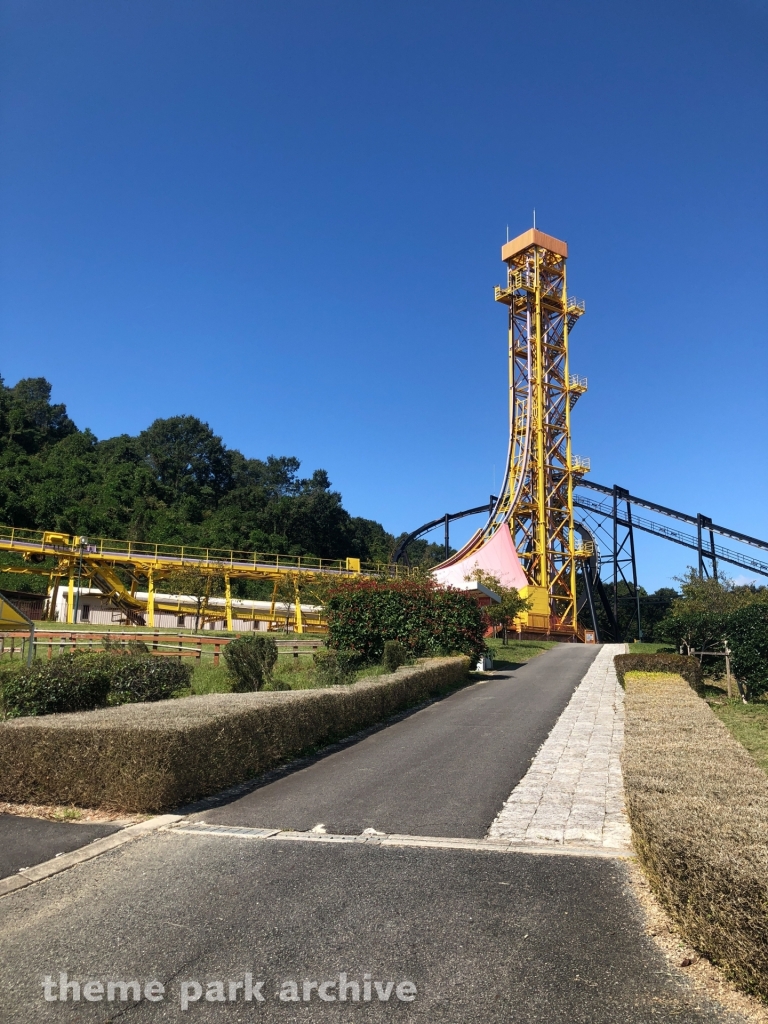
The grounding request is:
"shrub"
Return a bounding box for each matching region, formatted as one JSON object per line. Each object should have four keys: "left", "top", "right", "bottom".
{"left": 727, "top": 604, "right": 768, "bottom": 698}
{"left": 0, "top": 650, "right": 194, "bottom": 718}
{"left": 312, "top": 649, "right": 361, "bottom": 686}
{"left": 223, "top": 634, "right": 278, "bottom": 692}
{"left": 0, "top": 653, "right": 112, "bottom": 719}
{"left": 614, "top": 652, "right": 702, "bottom": 692}
{"left": 382, "top": 640, "right": 407, "bottom": 673}
{"left": 107, "top": 655, "right": 192, "bottom": 705}
{"left": 325, "top": 578, "right": 487, "bottom": 663}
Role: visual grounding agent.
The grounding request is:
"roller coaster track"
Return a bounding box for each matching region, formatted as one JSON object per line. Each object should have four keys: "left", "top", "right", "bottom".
{"left": 574, "top": 493, "right": 768, "bottom": 579}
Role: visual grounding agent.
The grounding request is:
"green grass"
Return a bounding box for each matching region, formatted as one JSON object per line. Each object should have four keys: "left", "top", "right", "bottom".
{"left": 705, "top": 687, "right": 768, "bottom": 775}
{"left": 186, "top": 652, "right": 391, "bottom": 694}
{"left": 51, "top": 807, "right": 82, "bottom": 821}
{"left": 189, "top": 662, "right": 234, "bottom": 695}
{"left": 485, "top": 637, "right": 557, "bottom": 670}
{"left": 626, "top": 641, "right": 676, "bottom": 654}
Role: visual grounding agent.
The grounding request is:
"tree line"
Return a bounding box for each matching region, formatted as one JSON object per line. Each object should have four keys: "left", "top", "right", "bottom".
{"left": 0, "top": 374, "right": 444, "bottom": 592}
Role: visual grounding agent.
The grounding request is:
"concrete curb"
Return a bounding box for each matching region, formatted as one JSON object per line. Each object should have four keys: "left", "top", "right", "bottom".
{"left": 171, "top": 822, "right": 634, "bottom": 860}
{"left": 0, "top": 814, "right": 184, "bottom": 899}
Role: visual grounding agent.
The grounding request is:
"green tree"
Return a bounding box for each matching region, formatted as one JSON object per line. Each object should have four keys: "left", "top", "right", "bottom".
{"left": 464, "top": 568, "right": 531, "bottom": 644}
{"left": 0, "top": 374, "right": 408, "bottom": 594}
{"left": 164, "top": 566, "right": 224, "bottom": 630}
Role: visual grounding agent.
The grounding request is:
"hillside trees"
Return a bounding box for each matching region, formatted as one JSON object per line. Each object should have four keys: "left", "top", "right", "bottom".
{"left": 0, "top": 374, "right": 451, "bottom": 588}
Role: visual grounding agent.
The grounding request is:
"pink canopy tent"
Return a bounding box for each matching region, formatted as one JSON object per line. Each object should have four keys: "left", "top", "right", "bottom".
{"left": 432, "top": 523, "right": 528, "bottom": 591}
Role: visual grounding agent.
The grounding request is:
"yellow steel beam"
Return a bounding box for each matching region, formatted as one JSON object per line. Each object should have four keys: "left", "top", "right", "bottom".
{"left": 225, "top": 574, "right": 233, "bottom": 632}
{"left": 66, "top": 560, "right": 75, "bottom": 624}
{"left": 293, "top": 576, "right": 303, "bottom": 635}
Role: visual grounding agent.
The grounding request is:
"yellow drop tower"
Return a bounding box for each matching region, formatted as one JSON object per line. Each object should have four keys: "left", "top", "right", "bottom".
{"left": 491, "top": 228, "right": 589, "bottom": 634}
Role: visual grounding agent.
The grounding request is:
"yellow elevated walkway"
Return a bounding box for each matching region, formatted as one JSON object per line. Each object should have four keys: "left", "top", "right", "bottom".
{"left": 0, "top": 525, "right": 403, "bottom": 631}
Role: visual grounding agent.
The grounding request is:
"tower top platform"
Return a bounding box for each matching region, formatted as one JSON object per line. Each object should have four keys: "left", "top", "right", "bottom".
{"left": 501, "top": 228, "right": 568, "bottom": 262}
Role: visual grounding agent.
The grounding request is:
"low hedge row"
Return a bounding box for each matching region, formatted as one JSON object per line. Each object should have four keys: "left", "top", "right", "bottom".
{"left": 614, "top": 652, "right": 702, "bottom": 692}
{"left": 622, "top": 670, "right": 768, "bottom": 999}
{"left": 0, "top": 656, "right": 469, "bottom": 813}
{"left": 0, "top": 652, "right": 192, "bottom": 718}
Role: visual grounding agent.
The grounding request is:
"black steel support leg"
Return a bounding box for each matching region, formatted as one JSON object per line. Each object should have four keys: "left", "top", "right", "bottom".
{"left": 581, "top": 563, "right": 600, "bottom": 642}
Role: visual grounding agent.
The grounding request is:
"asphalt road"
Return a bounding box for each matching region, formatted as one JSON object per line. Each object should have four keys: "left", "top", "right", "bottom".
{"left": 0, "top": 833, "right": 738, "bottom": 1023}
{"left": 197, "top": 644, "right": 601, "bottom": 837}
{"left": 0, "top": 815, "right": 121, "bottom": 880}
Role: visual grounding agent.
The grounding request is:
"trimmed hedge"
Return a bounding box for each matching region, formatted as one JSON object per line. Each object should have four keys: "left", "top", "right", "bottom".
{"left": 614, "top": 652, "right": 702, "bottom": 692}
{"left": 623, "top": 670, "right": 768, "bottom": 999}
{"left": 107, "top": 655, "right": 192, "bottom": 705}
{"left": 325, "top": 579, "right": 487, "bottom": 663}
{"left": 0, "top": 655, "right": 112, "bottom": 719}
{"left": 0, "top": 656, "right": 469, "bottom": 812}
{"left": 0, "top": 652, "right": 192, "bottom": 718}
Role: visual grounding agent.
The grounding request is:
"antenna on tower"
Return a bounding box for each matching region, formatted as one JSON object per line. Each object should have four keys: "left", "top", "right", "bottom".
{"left": 533, "top": 208, "right": 536, "bottom": 229}
{"left": 506, "top": 225, "right": 509, "bottom": 242}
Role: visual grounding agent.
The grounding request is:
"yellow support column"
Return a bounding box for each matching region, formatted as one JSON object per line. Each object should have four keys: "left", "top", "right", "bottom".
{"left": 533, "top": 246, "right": 548, "bottom": 594}
{"left": 268, "top": 580, "right": 278, "bottom": 631}
{"left": 66, "top": 561, "right": 75, "bottom": 624}
{"left": 225, "top": 574, "right": 233, "bottom": 632}
{"left": 147, "top": 570, "right": 155, "bottom": 628}
{"left": 293, "top": 576, "right": 303, "bottom": 635}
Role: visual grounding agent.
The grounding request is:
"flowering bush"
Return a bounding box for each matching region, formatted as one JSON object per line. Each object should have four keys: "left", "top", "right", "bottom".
{"left": 324, "top": 578, "right": 487, "bottom": 663}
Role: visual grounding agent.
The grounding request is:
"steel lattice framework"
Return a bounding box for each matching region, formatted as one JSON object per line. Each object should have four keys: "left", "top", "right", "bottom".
{"left": 490, "top": 229, "right": 588, "bottom": 630}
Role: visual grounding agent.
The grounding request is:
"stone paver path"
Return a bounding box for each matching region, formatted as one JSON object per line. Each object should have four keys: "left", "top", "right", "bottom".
{"left": 487, "top": 643, "right": 631, "bottom": 850}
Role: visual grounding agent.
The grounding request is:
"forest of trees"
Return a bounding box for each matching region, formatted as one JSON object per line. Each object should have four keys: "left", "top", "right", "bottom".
{"left": 0, "top": 375, "right": 444, "bottom": 591}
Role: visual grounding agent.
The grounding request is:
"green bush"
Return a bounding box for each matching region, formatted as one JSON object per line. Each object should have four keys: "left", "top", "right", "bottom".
{"left": 657, "top": 608, "right": 730, "bottom": 677}
{"left": 614, "top": 652, "right": 702, "bottom": 692}
{"left": 223, "top": 633, "right": 278, "bottom": 692}
{"left": 312, "top": 649, "right": 360, "bottom": 686}
{"left": 0, "top": 650, "right": 194, "bottom": 718}
{"left": 325, "top": 579, "right": 487, "bottom": 663}
{"left": 107, "top": 655, "right": 192, "bottom": 705}
{"left": 0, "top": 653, "right": 112, "bottom": 719}
{"left": 728, "top": 604, "right": 768, "bottom": 697}
{"left": 382, "top": 640, "right": 407, "bottom": 673}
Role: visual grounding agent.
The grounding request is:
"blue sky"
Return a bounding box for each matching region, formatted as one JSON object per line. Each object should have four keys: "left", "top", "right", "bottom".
{"left": 1, "top": 0, "right": 766, "bottom": 590}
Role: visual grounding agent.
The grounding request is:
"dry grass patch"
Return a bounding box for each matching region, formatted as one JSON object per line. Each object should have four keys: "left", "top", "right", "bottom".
{"left": 0, "top": 656, "right": 468, "bottom": 814}
{"left": 623, "top": 670, "right": 768, "bottom": 1001}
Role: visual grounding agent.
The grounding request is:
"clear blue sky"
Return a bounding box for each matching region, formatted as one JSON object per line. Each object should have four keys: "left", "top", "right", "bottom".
{"left": 1, "top": 0, "right": 766, "bottom": 590}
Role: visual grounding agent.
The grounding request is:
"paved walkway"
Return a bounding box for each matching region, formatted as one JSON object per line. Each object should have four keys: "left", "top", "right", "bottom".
{"left": 488, "top": 644, "right": 631, "bottom": 850}
{"left": 192, "top": 643, "right": 600, "bottom": 838}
